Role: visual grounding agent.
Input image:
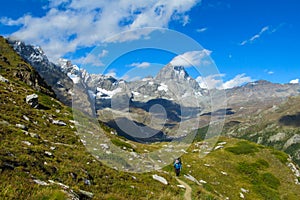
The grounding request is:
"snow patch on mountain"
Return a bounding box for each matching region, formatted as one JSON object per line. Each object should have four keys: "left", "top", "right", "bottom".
{"left": 96, "top": 87, "right": 123, "bottom": 99}
{"left": 158, "top": 83, "right": 168, "bottom": 92}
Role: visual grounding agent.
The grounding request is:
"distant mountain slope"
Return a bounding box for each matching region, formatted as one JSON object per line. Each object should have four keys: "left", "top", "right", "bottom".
{"left": 222, "top": 95, "right": 300, "bottom": 166}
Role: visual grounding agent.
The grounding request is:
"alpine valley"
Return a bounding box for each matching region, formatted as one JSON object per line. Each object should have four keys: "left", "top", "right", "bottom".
{"left": 1, "top": 36, "right": 300, "bottom": 199}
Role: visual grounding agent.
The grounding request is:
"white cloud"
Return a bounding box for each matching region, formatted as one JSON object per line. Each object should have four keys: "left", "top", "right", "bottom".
{"left": 1, "top": 0, "right": 201, "bottom": 61}
{"left": 196, "top": 73, "right": 253, "bottom": 89}
{"left": 222, "top": 74, "right": 253, "bottom": 89}
{"left": 105, "top": 70, "right": 117, "bottom": 78}
{"left": 99, "top": 50, "right": 109, "bottom": 58}
{"left": 129, "top": 62, "right": 151, "bottom": 68}
{"left": 170, "top": 49, "right": 212, "bottom": 67}
{"left": 182, "top": 15, "right": 190, "bottom": 26}
{"left": 196, "top": 27, "right": 208, "bottom": 33}
{"left": 73, "top": 50, "right": 109, "bottom": 67}
{"left": 240, "top": 26, "right": 269, "bottom": 46}
{"left": 264, "top": 69, "right": 274, "bottom": 75}
{"left": 196, "top": 74, "right": 225, "bottom": 89}
{"left": 290, "top": 78, "right": 299, "bottom": 84}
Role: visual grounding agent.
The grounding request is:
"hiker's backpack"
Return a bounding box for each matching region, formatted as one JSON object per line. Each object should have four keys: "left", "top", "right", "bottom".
{"left": 174, "top": 162, "right": 181, "bottom": 170}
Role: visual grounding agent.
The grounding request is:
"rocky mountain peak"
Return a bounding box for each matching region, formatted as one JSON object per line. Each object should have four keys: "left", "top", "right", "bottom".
{"left": 155, "top": 63, "right": 189, "bottom": 82}
{"left": 8, "top": 38, "right": 49, "bottom": 64}
{"left": 56, "top": 58, "right": 80, "bottom": 75}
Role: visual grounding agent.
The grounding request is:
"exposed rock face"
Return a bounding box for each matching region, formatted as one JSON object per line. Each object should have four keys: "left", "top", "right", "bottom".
{"left": 124, "top": 64, "right": 205, "bottom": 107}
{"left": 284, "top": 134, "right": 300, "bottom": 150}
{"left": 268, "top": 132, "right": 286, "bottom": 143}
{"left": 156, "top": 64, "right": 202, "bottom": 93}
{"left": 26, "top": 94, "right": 39, "bottom": 108}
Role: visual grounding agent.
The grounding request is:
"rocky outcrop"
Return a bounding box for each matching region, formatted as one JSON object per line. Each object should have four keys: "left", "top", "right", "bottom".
{"left": 283, "top": 134, "right": 300, "bottom": 150}
{"left": 26, "top": 94, "right": 39, "bottom": 108}
{"left": 268, "top": 132, "right": 286, "bottom": 143}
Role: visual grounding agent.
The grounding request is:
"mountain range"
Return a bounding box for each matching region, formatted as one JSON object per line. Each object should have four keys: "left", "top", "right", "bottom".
{"left": 1, "top": 36, "right": 300, "bottom": 199}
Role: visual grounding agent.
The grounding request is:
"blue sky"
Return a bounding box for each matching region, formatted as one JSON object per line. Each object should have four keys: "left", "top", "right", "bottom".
{"left": 0, "top": 0, "right": 299, "bottom": 88}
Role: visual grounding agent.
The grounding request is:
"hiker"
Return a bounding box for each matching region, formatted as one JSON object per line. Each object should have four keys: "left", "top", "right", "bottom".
{"left": 174, "top": 158, "right": 182, "bottom": 176}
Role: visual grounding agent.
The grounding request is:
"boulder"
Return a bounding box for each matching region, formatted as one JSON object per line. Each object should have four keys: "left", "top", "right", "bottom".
{"left": 23, "top": 115, "right": 30, "bottom": 121}
{"left": 26, "top": 94, "right": 39, "bottom": 108}
{"left": 16, "top": 124, "right": 28, "bottom": 131}
{"left": 52, "top": 120, "right": 67, "bottom": 126}
{"left": 22, "top": 141, "right": 32, "bottom": 146}
{"left": 199, "top": 180, "right": 207, "bottom": 184}
{"left": 78, "top": 189, "right": 94, "bottom": 199}
{"left": 152, "top": 174, "right": 168, "bottom": 185}
{"left": 221, "top": 171, "right": 228, "bottom": 175}
{"left": 239, "top": 192, "right": 245, "bottom": 199}
{"left": 0, "top": 75, "right": 9, "bottom": 83}
{"left": 45, "top": 151, "right": 53, "bottom": 157}
{"left": 214, "top": 145, "right": 224, "bottom": 150}
{"left": 184, "top": 174, "right": 200, "bottom": 185}
{"left": 33, "top": 179, "right": 49, "bottom": 186}
{"left": 241, "top": 188, "right": 249, "bottom": 193}
{"left": 29, "top": 132, "right": 40, "bottom": 139}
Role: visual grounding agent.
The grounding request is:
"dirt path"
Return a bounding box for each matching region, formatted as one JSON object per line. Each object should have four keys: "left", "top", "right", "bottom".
{"left": 176, "top": 177, "right": 192, "bottom": 200}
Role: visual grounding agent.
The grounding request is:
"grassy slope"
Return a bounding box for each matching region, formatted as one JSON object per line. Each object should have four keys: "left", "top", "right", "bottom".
{"left": 0, "top": 36, "right": 182, "bottom": 200}
{"left": 1, "top": 36, "right": 299, "bottom": 199}
{"left": 173, "top": 137, "right": 300, "bottom": 199}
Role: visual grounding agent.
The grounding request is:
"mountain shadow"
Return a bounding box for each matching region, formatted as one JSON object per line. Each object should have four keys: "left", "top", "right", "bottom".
{"left": 133, "top": 98, "right": 201, "bottom": 122}
{"left": 105, "top": 117, "right": 172, "bottom": 143}
{"left": 200, "top": 108, "right": 235, "bottom": 116}
{"left": 279, "top": 112, "right": 300, "bottom": 127}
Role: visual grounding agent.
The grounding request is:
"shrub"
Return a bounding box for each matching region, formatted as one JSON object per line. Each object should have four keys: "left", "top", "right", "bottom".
{"left": 225, "top": 141, "right": 258, "bottom": 155}
{"left": 253, "top": 159, "right": 269, "bottom": 169}
{"left": 260, "top": 173, "right": 280, "bottom": 189}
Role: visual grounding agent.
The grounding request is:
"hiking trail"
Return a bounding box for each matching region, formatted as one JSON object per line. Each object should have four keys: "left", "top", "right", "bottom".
{"left": 175, "top": 177, "right": 192, "bottom": 200}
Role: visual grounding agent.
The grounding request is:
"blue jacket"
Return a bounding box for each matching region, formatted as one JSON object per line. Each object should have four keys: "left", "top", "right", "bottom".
{"left": 174, "top": 161, "right": 182, "bottom": 170}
